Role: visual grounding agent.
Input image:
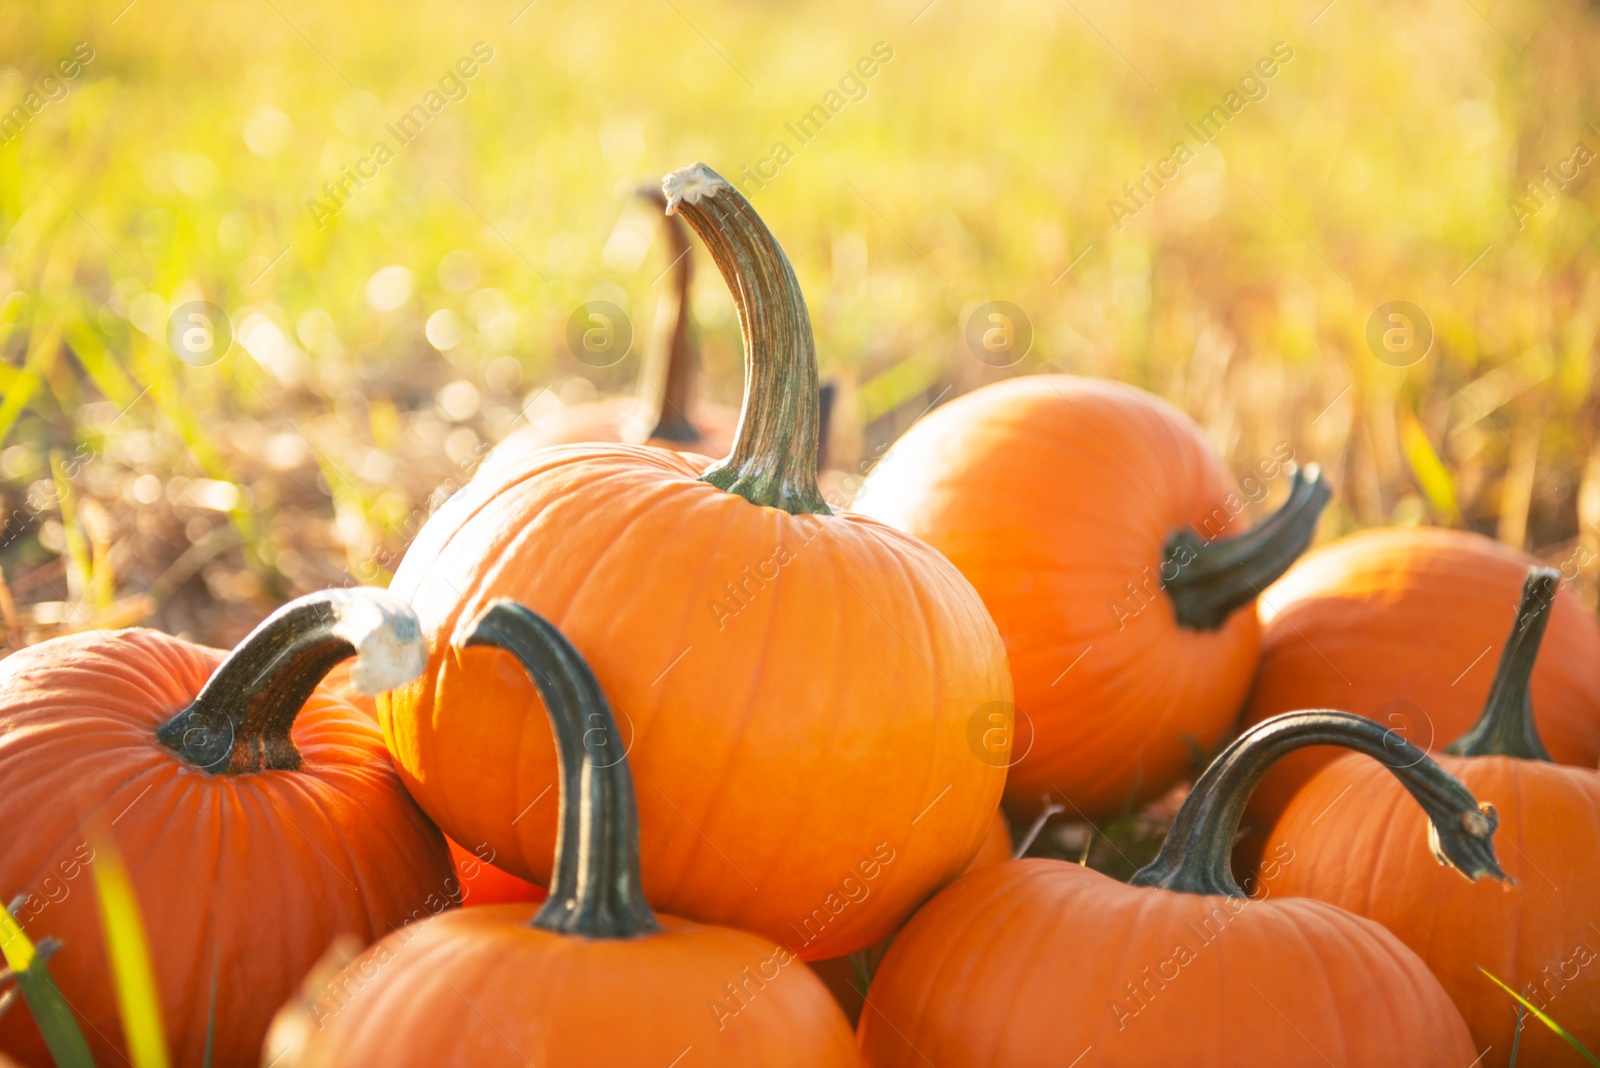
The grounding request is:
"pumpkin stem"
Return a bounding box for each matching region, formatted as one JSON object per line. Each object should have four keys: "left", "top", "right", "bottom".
{"left": 663, "top": 162, "right": 831, "bottom": 515}
{"left": 461, "top": 600, "right": 660, "bottom": 939}
{"left": 1129, "top": 710, "right": 1506, "bottom": 897}
{"left": 1161, "top": 464, "right": 1331, "bottom": 630}
{"left": 1445, "top": 568, "right": 1557, "bottom": 761}
{"left": 634, "top": 185, "right": 704, "bottom": 445}
{"left": 156, "top": 588, "right": 426, "bottom": 775}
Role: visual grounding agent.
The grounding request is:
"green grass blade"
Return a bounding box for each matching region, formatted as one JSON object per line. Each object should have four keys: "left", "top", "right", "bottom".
{"left": 201, "top": 943, "right": 219, "bottom": 1068}
{"left": 1, "top": 903, "right": 97, "bottom": 1068}
{"left": 91, "top": 843, "right": 170, "bottom": 1068}
{"left": 1478, "top": 965, "right": 1600, "bottom": 1066}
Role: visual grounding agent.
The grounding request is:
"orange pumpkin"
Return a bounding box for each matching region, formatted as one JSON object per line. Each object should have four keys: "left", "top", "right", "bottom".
{"left": 324, "top": 660, "right": 546, "bottom": 906}
{"left": 447, "top": 837, "right": 547, "bottom": 907}
{"left": 809, "top": 809, "right": 1013, "bottom": 1025}
{"left": 858, "top": 711, "right": 1497, "bottom": 1066}
{"left": 852, "top": 375, "right": 1329, "bottom": 818}
{"left": 1263, "top": 569, "right": 1600, "bottom": 1065}
{"left": 0, "top": 590, "right": 455, "bottom": 1068}
{"left": 381, "top": 164, "right": 1010, "bottom": 961}
{"left": 272, "top": 601, "right": 859, "bottom": 1066}
{"left": 1236, "top": 526, "right": 1600, "bottom": 867}
{"left": 479, "top": 186, "right": 738, "bottom": 473}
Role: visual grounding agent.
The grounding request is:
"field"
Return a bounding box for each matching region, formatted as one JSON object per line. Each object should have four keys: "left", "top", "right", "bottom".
{"left": 3, "top": 0, "right": 1600, "bottom": 1062}
{"left": 7, "top": 0, "right": 1599, "bottom": 882}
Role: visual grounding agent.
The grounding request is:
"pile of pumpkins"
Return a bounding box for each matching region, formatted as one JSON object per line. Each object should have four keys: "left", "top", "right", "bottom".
{"left": 2, "top": 161, "right": 1598, "bottom": 1067}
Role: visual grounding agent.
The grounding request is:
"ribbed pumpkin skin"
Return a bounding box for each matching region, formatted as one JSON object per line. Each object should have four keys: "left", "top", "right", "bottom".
{"left": 383, "top": 443, "right": 1011, "bottom": 960}
{"left": 1238, "top": 527, "right": 1600, "bottom": 844}
{"left": 853, "top": 375, "right": 1256, "bottom": 817}
{"left": 281, "top": 904, "right": 860, "bottom": 1067}
{"left": 858, "top": 859, "right": 1475, "bottom": 1067}
{"left": 1265, "top": 754, "right": 1600, "bottom": 1066}
{"left": 0, "top": 629, "right": 455, "bottom": 1068}
{"left": 327, "top": 661, "right": 548, "bottom": 906}
{"left": 478, "top": 396, "right": 738, "bottom": 480}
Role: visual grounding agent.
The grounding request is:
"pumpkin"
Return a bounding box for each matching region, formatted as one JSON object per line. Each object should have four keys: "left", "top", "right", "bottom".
{"left": 1262, "top": 568, "right": 1600, "bottom": 1065}
{"left": 381, "top": 163, "right": 1011, "bottom": 960}
{"left": 324, "top": 660, "right": 546, "bottom": 906}
{"left": 808, "top": 809, "right": 1013, "bottom": 1026}
{"left": 0, "top": 589, "right": 455, "bottom": 1068}
{"left": 852, "top": 374, "right": 1329, "bottom": 818}
{"left": 447, "top": 837, "right": 547, "bottom": 907}
{"left": 271, "top": 600, "right": 859, "bottom": 1067}
{"left": 1235, "top": 526, "right": 1600, "bottom": 869}
{"left": 858, "top": 710, "right": 1498, "bottom": 1066}
{"left": 479, "top": 185, "right": 738, "bottom": 472}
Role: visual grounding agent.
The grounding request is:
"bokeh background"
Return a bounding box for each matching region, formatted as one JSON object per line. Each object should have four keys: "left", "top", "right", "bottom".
{"left": 2, "top": 0, "right": 1598, "bottom": 669}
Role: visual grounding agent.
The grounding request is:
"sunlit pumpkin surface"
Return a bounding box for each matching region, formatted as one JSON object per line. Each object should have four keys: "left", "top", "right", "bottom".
{"left": 1267, "top": 752, "right": 1600, "bottom": 1066}
{"left": 1238, "top": 527, "right": 1600, "bottom": 847}
{"left": 854, "top": 374, "right": 1261, "bottom": 818}
{"left": 859, "top": 858, "right": 1476, "bottom": 1067}
{"left": 0, "top": 629, "right": 455, "bottom": 1067}
{"left": 383, "top": 441, "right": 1011, "bottom": 960}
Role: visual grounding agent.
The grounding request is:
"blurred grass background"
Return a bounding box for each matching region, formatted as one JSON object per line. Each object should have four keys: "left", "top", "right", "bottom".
{"left": 1, "top": 0, "right": 1598, "bottom": 655}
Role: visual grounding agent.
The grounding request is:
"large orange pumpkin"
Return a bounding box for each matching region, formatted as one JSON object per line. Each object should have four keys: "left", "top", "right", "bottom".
{"left": 852, "top": 374, "right": 1329, "bottom": 818}
{"left": 1263, "top": 569, "right": 1600, "bottom": 1065}
{"left": 858, "top": 711, "right": 1497, "bottom": 1066}
{"left": 0, "top": 590, "right": 455, "bottom": 1068}
{"left": 479, "top": 186, "right": 738, "bottom": 473}
{"left": 381, "top": 163, "right": 1011, "bottom": 961}
{"left": 271, "top": 601, "right": 859, "bottom": 1066}
{"left": 1236, "top": 526, "right": 1600, "bottom": 866}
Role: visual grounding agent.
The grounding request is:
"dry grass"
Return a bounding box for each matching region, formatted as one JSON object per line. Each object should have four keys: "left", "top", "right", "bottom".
{"left": 2, "top": 0, "right": 1598, "bottom": 650}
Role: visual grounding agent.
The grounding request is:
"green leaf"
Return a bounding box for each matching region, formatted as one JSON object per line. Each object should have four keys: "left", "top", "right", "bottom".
{"left": 1478, "top": 965, "right": 1600, "bottom": 1066}
{"left": 91, "top": 844, "right": 170, "bottom": 1068}
{"left": 1, "top": 903, "right": 97, "bottom": 1068}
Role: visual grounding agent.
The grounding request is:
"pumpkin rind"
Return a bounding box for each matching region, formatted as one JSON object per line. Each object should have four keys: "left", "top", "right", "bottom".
{"left": 1266, "top": 755, "right": 1600, "bottom": 1067}
{"left": 1236, "top": 526, "right": 1600, "bottom": 858}
{"left": 0, "top": 600, "right": 454, "bottom": 1068}
{"left": 1262, "top": 569, "right": 1600, "bottom": 1065}
{"left": 382, "top": 165, "right": 1011, "bottom": 959}
{"left": 279, "top": 599, "right": 859, "bottom": 1067}
{"left": 859, "top": 711, "right": 1495, "bottom": 1066}
{"left": 858, "top": 860, "right": 1477, "bottom": 1067}
{"left": 853, "top": 374, "right": 1322, "bottom": 817}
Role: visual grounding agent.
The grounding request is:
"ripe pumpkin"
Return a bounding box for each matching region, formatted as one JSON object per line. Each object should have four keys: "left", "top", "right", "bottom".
{"left": 381, "top": 163, "right": 1011, "bottom": 961}
{"left": 447, "top": 837, "right": 547, "bottom": 907}
{"left": 324, "top": 660, "right": 546, "bottom": 906}
{"left": 272, "top": 600, "right": 859, "bottom": 1066}
{"left": 858, "top": 710, "right": 1497, "bottom": 1066}
{"left": 1262, "top": 568, "right": 1600, "bottom": 1065}
{"left": 480, "top": 185, "right": 738, "bottom": 471}
{"left": 809, "top": 809, "right": 1014, "bottom": 1026}
{"left": 1235, "top": 526, "right": 1600, "bottom": 867}
{"left": 852, "top": 374, "right": 1329, "bottom": 818}
{"left": 0, "top": 590, "right": 455, "bottom": 1068}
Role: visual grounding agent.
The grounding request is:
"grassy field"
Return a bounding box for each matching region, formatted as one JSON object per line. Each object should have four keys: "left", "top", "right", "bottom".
{"left": 1, "top": 0, "right": 1597, "bottom": 659}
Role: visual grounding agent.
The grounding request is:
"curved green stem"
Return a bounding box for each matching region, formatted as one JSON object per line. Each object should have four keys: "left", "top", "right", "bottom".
{"left": 156, "top": 588, "right": 425, "bottom": 775}
{"left": 1130, "top": 710, "right": 1505, "bottom": 897}
{"left": 1445, "top": 568, "right": 1557, "bottom": 761}
{"left": 663, "top": 162, "right": 831, "bottom": 515}
{"left": 1162, "top": 464, "right": 1331, "bottom": 630}
{"left": 634, "top": 185, "right": 703, "bottom": 445}
{"left": 461, "top": 600, "right": 659, "bottom": 939}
